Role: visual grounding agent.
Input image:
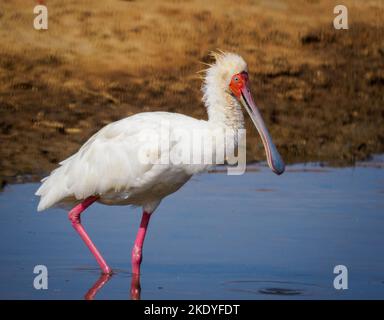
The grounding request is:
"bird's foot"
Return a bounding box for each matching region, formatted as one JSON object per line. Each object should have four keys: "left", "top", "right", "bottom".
{"left": 101, "top": 266, "right": 114, "bottom": 275}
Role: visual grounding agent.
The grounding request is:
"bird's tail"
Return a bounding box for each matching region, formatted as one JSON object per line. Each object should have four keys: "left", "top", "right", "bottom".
{"left": 35, "top": 166, "right": 70, "bottom": 211}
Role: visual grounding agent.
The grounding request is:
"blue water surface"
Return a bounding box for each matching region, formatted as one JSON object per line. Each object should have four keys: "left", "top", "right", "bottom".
{"left": 0, "top": 161, "right": 383, "bottom": 299}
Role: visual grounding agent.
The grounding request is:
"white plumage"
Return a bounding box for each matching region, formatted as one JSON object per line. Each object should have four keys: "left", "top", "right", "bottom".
{"left": 36, "top": 112, "right": 216, "bottom": 211}
{"left": 36, "top": 53, "right": 251, "bottom": 212}
{"left": 36, "top": 52, "right": 284, "bottom": 214}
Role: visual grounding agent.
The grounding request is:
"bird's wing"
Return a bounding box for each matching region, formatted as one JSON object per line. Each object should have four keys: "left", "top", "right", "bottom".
{"left": 35, "top": 112, "right": 208, "bottom": 211}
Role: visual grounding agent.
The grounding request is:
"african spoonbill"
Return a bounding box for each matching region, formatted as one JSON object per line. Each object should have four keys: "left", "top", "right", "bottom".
{"left": 35, "top": 52, "right": 285, "bottom": 275}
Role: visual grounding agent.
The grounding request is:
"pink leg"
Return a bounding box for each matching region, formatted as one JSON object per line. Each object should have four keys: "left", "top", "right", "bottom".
{"left": 131, "top": 211, "right": 151, "bottom": 275}
{"left": 68, "top": 196, "right": 112, "bottom": 274}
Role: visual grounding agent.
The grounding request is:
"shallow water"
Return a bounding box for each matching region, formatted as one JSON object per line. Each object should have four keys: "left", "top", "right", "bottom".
{"left": 0, "top": 160, "right": 383, "bottom": 299}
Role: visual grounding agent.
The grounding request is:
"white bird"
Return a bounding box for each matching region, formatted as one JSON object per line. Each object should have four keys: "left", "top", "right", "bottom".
{"left": 35, "top": 52, "right": 285, "bottom": 276}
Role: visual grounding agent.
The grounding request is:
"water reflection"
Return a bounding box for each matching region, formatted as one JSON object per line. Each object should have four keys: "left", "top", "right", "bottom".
{"left": 84, "top": 273, "right": 112, "bottom": 300}
{"left": 130, "top": 273, "right": 141, "bottom": 300}
{"left": 84, "top": 272, "right": 141, "bottom": 300}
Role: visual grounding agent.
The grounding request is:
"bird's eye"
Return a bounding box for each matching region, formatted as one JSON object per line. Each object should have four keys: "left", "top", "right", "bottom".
{"left": 234, "top": 76, "right": 239, "bottom": 82}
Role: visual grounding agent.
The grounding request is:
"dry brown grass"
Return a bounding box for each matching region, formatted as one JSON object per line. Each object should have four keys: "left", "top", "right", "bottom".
{"left": 0, "top": 0, "right": 383, "bottom": 182}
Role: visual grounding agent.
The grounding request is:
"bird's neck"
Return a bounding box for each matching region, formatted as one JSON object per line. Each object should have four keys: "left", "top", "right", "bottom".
{"left": 202, "top": 83, "right": 245, "bottom": 130}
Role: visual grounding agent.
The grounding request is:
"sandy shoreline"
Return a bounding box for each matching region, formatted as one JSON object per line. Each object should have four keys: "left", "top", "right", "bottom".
{"left": 0, "top": 0, "right": 383, "bottom": 183}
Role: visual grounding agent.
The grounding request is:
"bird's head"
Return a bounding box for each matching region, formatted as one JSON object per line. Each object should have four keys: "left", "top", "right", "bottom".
{"left": 204, "top": 52, "right": 285, "bottom": 175}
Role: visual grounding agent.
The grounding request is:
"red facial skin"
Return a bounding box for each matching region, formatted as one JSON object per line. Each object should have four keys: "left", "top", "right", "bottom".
{"left": 229, "top": 71, "right": 249, "bottom": 98}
